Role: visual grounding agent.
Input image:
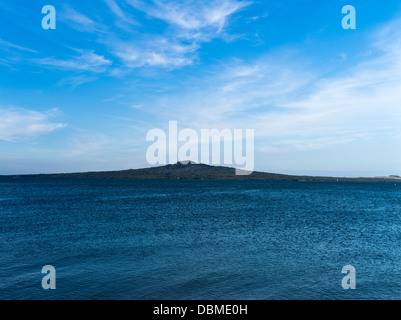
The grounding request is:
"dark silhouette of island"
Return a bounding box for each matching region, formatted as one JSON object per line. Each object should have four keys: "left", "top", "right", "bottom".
{"left": 2, "top": 162, "right": 400, "bottom": 182}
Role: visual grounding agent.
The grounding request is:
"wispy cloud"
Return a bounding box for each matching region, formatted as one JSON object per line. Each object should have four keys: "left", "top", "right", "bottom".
{"left": 59, "top": 5, "right": 103, "bottom": 33}
{"left": 68, "top": 132, "right": 113, "bottom": 157}
{"left": 113, "top": 37, "right": 196, "bottom": 68}
{"left": 104, "top": 0, "right": 139, "bottom": 26}
{"left": 34, "top": 49, "right": 112, "bottom": 73}
{"left": 105, "top": 0, "right": 251, "bottom": 69}
{"left": 268, "top": 22, "right": 401, "bottom": 147}
{"left": 0, "top": 38, "right": 37, "bottom": 53}
{"left": 0, "top": 39, "right": 37, "bottom": 67}
{"left": 0, "top": 107, "right": 66, "bottom": 142}
{"left": 130, "top": 17, "right": 401, "bottom": 154}
{"left": 58, "top": 75, "right": 98, "bottom": 88}
{"left": 246, "top": 12, "right": 268, "bottom": 23}
{"left": 127, "top": 0, "right": 250, "bottom": 39}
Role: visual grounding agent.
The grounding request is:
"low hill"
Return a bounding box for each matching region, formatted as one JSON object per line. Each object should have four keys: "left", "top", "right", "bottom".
{"left": 2, "top": 162, "right": 400, "bottom": 182}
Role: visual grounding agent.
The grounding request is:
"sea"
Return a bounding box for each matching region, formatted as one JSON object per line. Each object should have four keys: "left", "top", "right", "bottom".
{"left": 0, "top": 178, "right": 400, "bottom": 300}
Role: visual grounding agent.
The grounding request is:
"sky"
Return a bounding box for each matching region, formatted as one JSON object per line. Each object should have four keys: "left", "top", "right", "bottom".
{"left": 1, "top": 0, "right": 401, "bottom": 176}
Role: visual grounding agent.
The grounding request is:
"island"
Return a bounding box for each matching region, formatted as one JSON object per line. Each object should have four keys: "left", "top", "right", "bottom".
{"left": 1, "top": 162, "right": 400, "bottom": 182}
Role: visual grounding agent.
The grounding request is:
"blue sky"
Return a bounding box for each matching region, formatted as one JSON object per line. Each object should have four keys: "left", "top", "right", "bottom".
{"left": 1, "top": 0, "right": 401, "bottom": 176}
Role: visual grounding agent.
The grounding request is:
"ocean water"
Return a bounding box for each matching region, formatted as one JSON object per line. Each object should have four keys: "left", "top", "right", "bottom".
{"left": 0, "top": 178, "right": 400, "bottom": 300}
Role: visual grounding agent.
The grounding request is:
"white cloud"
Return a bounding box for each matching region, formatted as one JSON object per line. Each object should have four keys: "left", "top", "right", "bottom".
{"left": 127, "top": 0, "right": 250, "bottom": 40}
{"left": 68, "top": 133, "right": 113, "bottom": 157}
{"left": 133, "top": 17, "right": 401, "bottom": 153}
{"left": 60, "top": 5, "right": 102, "bottom": 33}
{"left": 0, "top": 107, "right": 67, "bottom": 142}
{"left": 34, "top": 49, "right": 112, "bottom": 73}
{"left": 0, "top": 38, "right": 37, "bottom": 53}
{"left": 271, "top": 22, "right": 401, "bottom": 144}
{"left": 104, "top": 0, "right": 139, "bottom": 25}
{"left": 112, "top": 37, "right": 197, "bottom": 68}
{"left": 58, "top": 75, "right": 98, "bottom": 88}
{"left": 77, "top": 0, "right": 252, "bottom": 70}
{"left": 106, "top": 0, "right": 250, "bottom": 69}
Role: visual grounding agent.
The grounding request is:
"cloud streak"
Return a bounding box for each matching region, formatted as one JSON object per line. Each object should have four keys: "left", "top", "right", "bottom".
{"left": 130, "top": 17, "right": 401, "bottom": 154}
{"left": 0, "top": 38, "right": 37, "bottom": 53}
{"left": 0, "top": 107, "right": 67, "bottom": 142}
{"left": 59, "top": 5, "right": 102, "bottom": 33}
{"left": 34, "top": 49, "right": 112, "bottom": 73}
{"left": 112, "top": 37, "right": 197, "bottom": 68}
{"left": 104, "top": 0, "right": 139, "bottom": 25}
{"left": 127, "top": 0, "right": 250, "bottom": 39}
{"left": 105, "top": 0, "right": 251, "bottom": 69}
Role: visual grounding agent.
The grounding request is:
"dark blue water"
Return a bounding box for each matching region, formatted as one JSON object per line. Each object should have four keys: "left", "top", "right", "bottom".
{"left": 0, "top": 178, "right": 400, "bottom": 300}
